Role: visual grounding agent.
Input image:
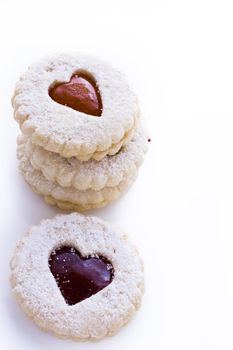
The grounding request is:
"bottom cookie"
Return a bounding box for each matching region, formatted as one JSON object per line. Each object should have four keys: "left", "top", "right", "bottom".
{"left": 44, "top": 195, "right": 110, "bottom": 211}
{"left": 18, "top": 153, "right": 137, "bottom": 211}
{"left": 10, "top": 213, "right": 144, "bottom": 341}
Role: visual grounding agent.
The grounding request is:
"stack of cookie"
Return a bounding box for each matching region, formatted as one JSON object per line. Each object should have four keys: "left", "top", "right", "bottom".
{"left": 12, "top": 54, "right": 148, "bottom": 211}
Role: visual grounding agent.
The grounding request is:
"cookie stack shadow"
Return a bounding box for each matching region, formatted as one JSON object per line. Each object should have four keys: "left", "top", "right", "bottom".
{"left": 12, "top": 54, "right": 148, "bottom": 211}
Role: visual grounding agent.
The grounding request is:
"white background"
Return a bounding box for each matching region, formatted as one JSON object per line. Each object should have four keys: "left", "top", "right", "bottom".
{"left": 1, "top": 0, "right": 233, "bottom": 349}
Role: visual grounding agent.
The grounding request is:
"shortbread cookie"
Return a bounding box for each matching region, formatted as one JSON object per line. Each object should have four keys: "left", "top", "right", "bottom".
{"left": 18, "top": 123, "right": 148, "bottom": 191}
{"left": 12, "top": 53, "right": 140, "bottom": 160}
{"left": 17, "top": 149, "right": 137, "bottom": 211}
{"left": 10, "top": 213, "right": 144, "bottom": 340}
{"left": 42, "top": 171, "right": 136, "bottom": 211}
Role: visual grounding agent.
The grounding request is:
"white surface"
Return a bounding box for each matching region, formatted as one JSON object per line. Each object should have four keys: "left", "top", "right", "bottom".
{"left": 1, "top": 0, "right": 233, "bottom": 349}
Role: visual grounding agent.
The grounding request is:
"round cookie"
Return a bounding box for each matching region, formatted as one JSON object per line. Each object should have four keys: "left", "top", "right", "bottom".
{"left": 17, "top": 150, "right": 138, "bottom": 211}
{"left": 12, "top": 53, "right": 140, "bottom": 160}
{"left": 18, "top": 123, "right": 148, "bottom": 191}
{"left": 10, "top": 213, "right": 144, "bottom": 340}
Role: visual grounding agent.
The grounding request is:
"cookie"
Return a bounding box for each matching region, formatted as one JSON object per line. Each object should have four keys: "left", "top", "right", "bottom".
{"left": 18, "top": 123, "right": 148, "bottom": 191}
{"left": 17, "top": 149, "right": 138, "bottom": 211}
{"left": 43, "top": 195, "right": 110, "bottom": 212}
{"left": 10, "top": 213, "right": 144, "bottom": 340}
{"left": 12, "top": 53, "right": 140, "bottom": 160}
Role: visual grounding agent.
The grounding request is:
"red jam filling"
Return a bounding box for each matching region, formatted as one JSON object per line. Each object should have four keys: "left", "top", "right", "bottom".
{"left": 49, "top": 73, "right": 102, "bottom": 116}
{"left": 49, "top": 246, "right": 113, "bottom": 305}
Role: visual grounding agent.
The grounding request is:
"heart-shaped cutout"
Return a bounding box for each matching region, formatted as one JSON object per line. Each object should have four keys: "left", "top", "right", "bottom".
{"left": 49, "top": 73, "right": 102, "bottom": 116}
{"left": 49, "top": 246, "right": 114, "bottom": 305}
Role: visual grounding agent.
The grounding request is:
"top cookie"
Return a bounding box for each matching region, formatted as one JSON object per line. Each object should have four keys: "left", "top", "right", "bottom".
{"left": 12, "top": 54, "right": 140, "bottom": 160}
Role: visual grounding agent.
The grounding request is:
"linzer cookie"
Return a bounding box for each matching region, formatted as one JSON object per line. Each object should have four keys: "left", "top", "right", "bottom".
{"left": 17, "top": 147, "right": 138, "bottom": 211}
{"left": 17, "top": 134, "right": 142, "bottom": 211}
{"left": 10, "top": 213, "right": 144, "bottom": 340}
{"left": 12, "top": 53, "right": 140, "bottom": 160}
{"left": 18, "top": 123, "right": 148, "bottom": 191}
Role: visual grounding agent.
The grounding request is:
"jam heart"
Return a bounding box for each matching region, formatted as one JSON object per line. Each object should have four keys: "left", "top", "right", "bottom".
{"left": 49, "top": 73, "right": 102, "bottom": 116}
{"left": 49, "top": 246, "right": 114, "bottom": 305}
